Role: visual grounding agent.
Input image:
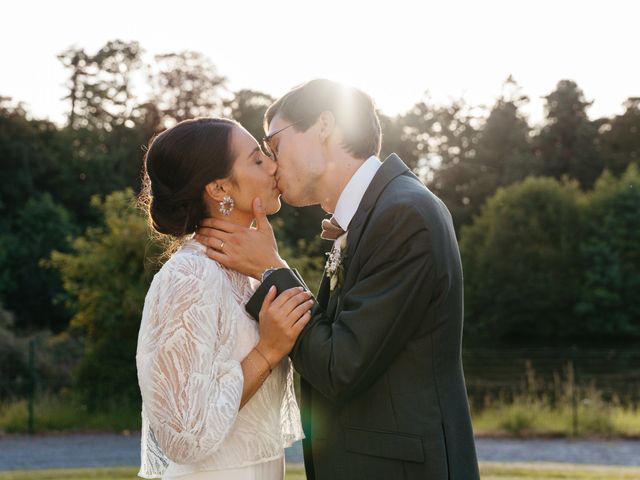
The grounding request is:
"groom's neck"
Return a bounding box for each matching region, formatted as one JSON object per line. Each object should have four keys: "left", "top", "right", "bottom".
{"left": 318, "top": 153, "right": 366, "bottom": 214}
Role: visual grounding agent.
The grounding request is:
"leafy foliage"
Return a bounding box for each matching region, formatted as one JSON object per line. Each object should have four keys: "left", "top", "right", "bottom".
{"left": 575, "top": 164, "right": 640, "bottom": 336}
{"left": 461, "top": 177, "right": 582, "bottom": 341}
{"left": 1, "top": 40, "right": 639, "bottom": 406}
{"left": 50, "top": 189, "right": 163, "bottom": 407}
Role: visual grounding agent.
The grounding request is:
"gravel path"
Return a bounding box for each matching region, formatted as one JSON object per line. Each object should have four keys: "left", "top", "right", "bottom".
{"left": 0, "top": 434, "right": 638, "bottom": 470}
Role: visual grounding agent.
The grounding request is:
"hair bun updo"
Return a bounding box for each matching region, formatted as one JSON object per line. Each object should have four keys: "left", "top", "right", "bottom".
{"left": 140, "top": 117, "right": 238, "bottom": 238}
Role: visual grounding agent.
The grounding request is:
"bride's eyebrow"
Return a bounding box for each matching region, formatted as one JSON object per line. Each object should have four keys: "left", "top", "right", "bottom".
{"left": 246, "top": 146, "right": 260, "bottom": 159}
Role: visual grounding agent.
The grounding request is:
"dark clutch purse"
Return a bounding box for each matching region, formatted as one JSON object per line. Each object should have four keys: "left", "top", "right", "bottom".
{"left": 245, "top": 268, "right": 310, "bottom": 321}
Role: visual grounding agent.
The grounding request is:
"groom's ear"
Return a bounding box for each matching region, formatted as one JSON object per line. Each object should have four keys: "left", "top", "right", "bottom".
{"left": 318, "top": 111, "right": 336, "bottom": 143}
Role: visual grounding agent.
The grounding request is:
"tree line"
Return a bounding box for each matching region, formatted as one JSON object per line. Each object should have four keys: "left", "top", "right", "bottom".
{"left": 1, "top": 39, "right": 638, "bottom": 406}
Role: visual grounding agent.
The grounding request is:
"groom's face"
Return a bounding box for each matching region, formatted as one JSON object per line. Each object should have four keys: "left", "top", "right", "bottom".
{"left": 266, "top": 114, "right": 325, "bottom": 207}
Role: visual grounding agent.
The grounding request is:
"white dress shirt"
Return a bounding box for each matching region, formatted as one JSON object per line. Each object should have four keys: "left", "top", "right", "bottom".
{"left": 331, "top": 155, "right": 382, "bottom": 250}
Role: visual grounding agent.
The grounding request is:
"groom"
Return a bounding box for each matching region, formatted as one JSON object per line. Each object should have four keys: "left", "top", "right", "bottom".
{"left": 196, "top": 79, "right": 479, "bottom": 479}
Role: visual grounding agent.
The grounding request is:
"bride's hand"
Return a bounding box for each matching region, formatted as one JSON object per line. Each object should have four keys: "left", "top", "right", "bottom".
{"left": 256, "top": 286, "right": 314, "bottom": 366}
{"left": 196, "top": 198, "right": 287, "bottom": 279}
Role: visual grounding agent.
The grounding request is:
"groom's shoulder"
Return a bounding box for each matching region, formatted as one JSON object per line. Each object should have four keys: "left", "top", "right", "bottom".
{"left": 374, "top": 171, "right": 452, "bottom": 227}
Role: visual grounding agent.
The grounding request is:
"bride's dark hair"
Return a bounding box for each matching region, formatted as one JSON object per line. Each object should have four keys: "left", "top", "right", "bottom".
{"left": 140, "top": 117, "right": 239, "bottom": 237}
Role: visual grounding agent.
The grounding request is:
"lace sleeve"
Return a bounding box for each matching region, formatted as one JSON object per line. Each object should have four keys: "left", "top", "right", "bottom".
{"left": 137, "top": 255, "right": 243, "bottom": 466}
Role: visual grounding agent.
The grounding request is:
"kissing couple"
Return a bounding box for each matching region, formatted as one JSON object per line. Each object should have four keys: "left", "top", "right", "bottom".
{"left": 136, "top": 79, "right": 480, "bottom": 480}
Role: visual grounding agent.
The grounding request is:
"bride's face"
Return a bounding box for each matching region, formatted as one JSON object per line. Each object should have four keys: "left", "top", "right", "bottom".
{"left": 221, "top": 125, "right": 281, "bottom": 216}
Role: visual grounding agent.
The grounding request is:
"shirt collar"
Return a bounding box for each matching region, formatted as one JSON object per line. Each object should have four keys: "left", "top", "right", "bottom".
{"left": 333, "top": 155, "right": 382, "bottom": 231}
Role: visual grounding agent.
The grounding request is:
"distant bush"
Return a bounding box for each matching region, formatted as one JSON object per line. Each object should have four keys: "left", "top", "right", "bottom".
{"left": 461, "top": 177, "right": 582, "bottom": 341}
{"left": 461, "top": 164, "right": 640, "bottom": 343}
{"left": 50, "top": 189, "right": 164, "bottom": 409}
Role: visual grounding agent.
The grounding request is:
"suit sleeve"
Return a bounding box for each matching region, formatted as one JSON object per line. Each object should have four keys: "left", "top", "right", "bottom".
{"left": 290, "top": 206, "right": 436, "bottom": 404}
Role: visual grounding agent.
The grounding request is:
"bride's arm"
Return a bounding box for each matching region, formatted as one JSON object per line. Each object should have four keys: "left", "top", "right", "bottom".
{"left": 238, "top": 347, "right": 271, "bottom": 408}
{"left": 138, "top": 256, "right": 244, "bottom": 465}
{"left": 138, "top": 256, "right": 312, "bottom": 464}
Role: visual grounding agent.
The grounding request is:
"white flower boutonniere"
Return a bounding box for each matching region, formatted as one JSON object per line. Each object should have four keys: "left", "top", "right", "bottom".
{"left": 325, "top": 234, "right": 348, "bottom": 292}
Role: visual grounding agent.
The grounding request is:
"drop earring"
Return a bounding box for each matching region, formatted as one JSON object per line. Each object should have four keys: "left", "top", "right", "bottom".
{"left": 218, "top": 194, "right": 234, "bottom": 216}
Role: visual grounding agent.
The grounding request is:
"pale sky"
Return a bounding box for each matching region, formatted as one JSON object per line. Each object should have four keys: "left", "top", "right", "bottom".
{"left": 2, "top": 0, "right": 638, "bottom": 126}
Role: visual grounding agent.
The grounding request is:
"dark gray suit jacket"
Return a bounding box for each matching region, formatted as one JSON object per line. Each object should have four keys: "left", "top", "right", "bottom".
{"left": 248, "top": 154, "right": 479, "bottom": 480}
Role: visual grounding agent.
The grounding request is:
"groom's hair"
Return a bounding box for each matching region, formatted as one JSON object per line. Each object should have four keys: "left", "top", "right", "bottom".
{"left": 265, "top": 79, "right": 381, "bottom": 160}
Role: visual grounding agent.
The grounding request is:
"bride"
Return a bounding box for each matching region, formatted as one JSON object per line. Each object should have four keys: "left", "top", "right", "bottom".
{"left": 136, "top": 117, "right": 312, "bottom": 479}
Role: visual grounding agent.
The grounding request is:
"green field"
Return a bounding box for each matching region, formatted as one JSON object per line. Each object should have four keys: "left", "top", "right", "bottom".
{"left": 1, "top": 463, "right": 640, "bottom": 480}
{"left": 0, "top": 465, "right": 306, "bottom": 480}
{"left": 2, "top": 395, "right": 639, "bottom": 438}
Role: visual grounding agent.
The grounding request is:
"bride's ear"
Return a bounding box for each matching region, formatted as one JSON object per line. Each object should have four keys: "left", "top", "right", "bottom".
{"left": 204, "top": 181, "right": 228, "bottom": 203}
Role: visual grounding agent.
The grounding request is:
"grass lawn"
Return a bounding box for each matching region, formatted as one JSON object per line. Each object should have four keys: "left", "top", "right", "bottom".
{"left": 0, "top": 465, "right": 307, "bottom": 480}
{"left": 472, "top": 399, "right": 640, "bottom": 438}
{"left": 1, "top": 463, "right": 640, "bottom": 480}
{"left": 481, "top": 462, "right": 640, "bottom": 479}
{"left": 2, "top": 393, "right": 639, "bottom": 438}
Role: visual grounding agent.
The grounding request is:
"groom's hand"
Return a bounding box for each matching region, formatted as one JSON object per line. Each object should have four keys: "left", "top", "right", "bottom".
{"left": 195, "top": 198, "right": 288, "bottom": 280}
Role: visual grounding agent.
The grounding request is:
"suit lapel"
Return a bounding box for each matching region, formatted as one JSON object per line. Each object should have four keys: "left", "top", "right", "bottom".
{"left": 316, "top": 154, "right": 411, "bottom": 320}
{"left": 248, "top": 154, "right": 411, "bottom": 321}
{"left": 341, "top": 153, "right": 411, "bottom": 273}
{"left": 326, "top": 283, "right": 341, "bottom": 318}
{"left": 316, "top": 272, "right": 331, "bottom": 308}
{"left": 318, "top": 255, "right": 341, "bottom": 318}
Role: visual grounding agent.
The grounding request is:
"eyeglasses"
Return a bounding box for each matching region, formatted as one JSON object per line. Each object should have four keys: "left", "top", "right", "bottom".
{"left": 261, "top": 121, "right": 302, "bottom": 161}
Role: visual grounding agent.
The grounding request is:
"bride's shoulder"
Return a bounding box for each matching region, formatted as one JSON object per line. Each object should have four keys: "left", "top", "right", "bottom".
{"left": 155, "top": 239, "right": 225, "bottom": 285}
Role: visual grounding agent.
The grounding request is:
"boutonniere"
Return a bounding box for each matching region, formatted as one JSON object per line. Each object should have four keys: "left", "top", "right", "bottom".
{"left": 325, "top": 234, "right": 348, "bottom": 292}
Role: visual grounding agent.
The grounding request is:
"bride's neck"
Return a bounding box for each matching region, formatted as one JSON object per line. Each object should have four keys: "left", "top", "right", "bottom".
{"left": 209, "top": 210, "right": 254, "bottom": 229}
{"left": 203, "top": 198, "right": 254, "bottom": 228}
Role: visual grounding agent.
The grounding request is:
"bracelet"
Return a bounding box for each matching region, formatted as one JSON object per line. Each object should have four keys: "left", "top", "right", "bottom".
{"left": 246, "top": 351, "right": 270, "bottom": 386}
{"left": 254, "top": 346, "right": 274, "bottom": 373}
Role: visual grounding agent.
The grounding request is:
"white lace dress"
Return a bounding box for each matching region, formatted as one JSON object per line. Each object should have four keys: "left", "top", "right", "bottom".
{"left": 136, "top": 239, "right": 304, "bottom": 479}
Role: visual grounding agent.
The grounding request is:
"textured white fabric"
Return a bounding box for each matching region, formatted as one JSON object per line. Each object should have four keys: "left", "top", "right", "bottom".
{"left": 162, "top": 455, "right": 284, "bottom": 480}
{"left": 136, "top": 239, "right": 304, "bottom": 479}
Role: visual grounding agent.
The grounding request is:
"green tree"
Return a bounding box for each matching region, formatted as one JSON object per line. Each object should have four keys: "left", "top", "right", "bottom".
{"left": 465, "top": 77, "right": 540, "bottom": 208}
{"left": 57, "top": 47, "right": 89, "bottom": 129}
{"left": 535, "top": 80, "right": 603, "bottom": 188}
{"left": 0, "top": 194, "right": 77, "bottom": 332}
{"left": 407, "top": 79, "right": 540, "bottom": 230}
{"left": 55, "top": 40, "right": 153, "bottom": 226}
{"left": 0, "top": 305, "right": 31, "bottom": 397}
{"left": 224, "top": 89, "right": 274, "bottom": 140}
{"left": 404, "top": 96, "right": 479, "bottom": 229}
{"left": 44, "top": 122, "right": 150, "bottom": 226}
{"left": 599, "top": 97, "right": 640, "bottom": 176}
{"left": 460, "top": 177, "right": 582, "bottom": 342}
{"left": 50, "top": 189, "right": 163, "bottom": 408}
{"left": 377, "top": 111, "right": 419, "bottom": 170}
{"left": 152, "top": 51, "right": 227, "bottom": 125}
{"left": 0, "top": 98, "right": 62, "bottom": 215}
{"left": 0, "top": 99, "right": 81, "bottom": 331}
{"left": 575, "top": 164, "right": 640, "bottom": 337}
{"left": 58, "top": 40, "right": 144, "bottom": 130}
